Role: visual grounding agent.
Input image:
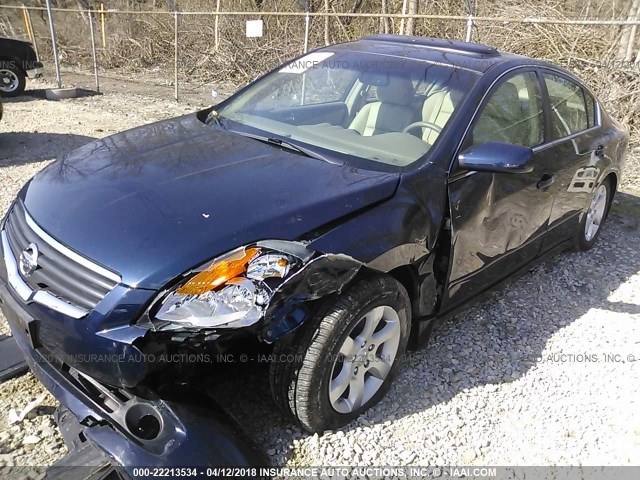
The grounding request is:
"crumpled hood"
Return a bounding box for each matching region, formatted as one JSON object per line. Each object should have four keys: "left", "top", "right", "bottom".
{"left": 22, "top": 114, "right": 399, "bottom": 289}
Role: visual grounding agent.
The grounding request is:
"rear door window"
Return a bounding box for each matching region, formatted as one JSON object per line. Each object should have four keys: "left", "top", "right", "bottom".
{"left": 543, "top": 73, "right": 589, "bottom": 138}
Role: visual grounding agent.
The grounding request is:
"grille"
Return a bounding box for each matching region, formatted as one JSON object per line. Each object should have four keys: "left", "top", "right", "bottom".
{"left": 4, "top": 201, "right": 120, "bottom": 313}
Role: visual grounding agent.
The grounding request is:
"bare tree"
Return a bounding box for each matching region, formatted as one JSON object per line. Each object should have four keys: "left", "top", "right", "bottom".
{"left": 617, "top": 0, "right": 640, "bottom": 62}
{"left": 406, "top": 0, "right": 418, "bottom": 36}
{"left": 381, "top": 0, "right": 390, "bottom": 34}
{"left": 343, "top": 0, "right": 364, "bottom": 27}
{"left": 76, "top": 0, "right": 90, "bottom": 25}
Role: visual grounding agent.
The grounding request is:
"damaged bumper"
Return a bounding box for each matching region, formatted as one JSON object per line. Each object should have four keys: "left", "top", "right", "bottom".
{"left": 0, "top": 283, "right": 267, "bottom": 475}
{"left": 26, "top": 63, "right": 43, "bottom": 79}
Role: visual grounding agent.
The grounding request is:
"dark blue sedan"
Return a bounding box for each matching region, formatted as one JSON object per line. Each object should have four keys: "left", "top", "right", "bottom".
{"left": 0, "top": 35, "right": 628, "bottom": 467}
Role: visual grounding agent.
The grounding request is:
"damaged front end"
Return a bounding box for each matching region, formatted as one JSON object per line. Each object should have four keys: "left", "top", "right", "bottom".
{"left": 139, "top": 240, "right": 319, "bottom": 334}
{"left": 97, "top": 241, "right": 364, "bottom": 388}
{"left": 0, "top": 282, "right": 268, "bottom": 475}
{"left": 0, "top": 217, "right": 364, "bottom": 469}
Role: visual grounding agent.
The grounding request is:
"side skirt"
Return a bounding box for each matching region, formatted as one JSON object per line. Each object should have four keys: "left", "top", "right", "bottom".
{"left": 408, "top": 238, "right": 574, "bottom": 350}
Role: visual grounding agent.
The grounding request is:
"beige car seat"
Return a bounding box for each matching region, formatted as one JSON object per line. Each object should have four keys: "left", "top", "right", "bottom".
{"left": 420, "top": 89, "right": 464, "bottom": 144}
{"left": 349, "top": 76, "right": 415, "bottom": 136}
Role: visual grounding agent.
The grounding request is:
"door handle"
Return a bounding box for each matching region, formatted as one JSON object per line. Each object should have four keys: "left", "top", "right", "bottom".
{"left": 537, "top": 174, "right": 556, "bottom": 190}
{"left": 595, "top": 144, "right": 605, "bottom": 157}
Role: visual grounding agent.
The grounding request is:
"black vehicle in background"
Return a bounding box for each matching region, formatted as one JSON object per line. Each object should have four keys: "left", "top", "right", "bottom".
{"left": 0, "top": 37, "right": 43, "bottom": 97}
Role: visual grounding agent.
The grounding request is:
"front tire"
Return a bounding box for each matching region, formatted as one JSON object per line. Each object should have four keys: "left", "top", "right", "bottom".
{"left": 0, "top": 66, "right": 26, "bottom": 97}
{"left": 575, "top": 178, "right": 612, "bottom": 251}
{"left": 270, "top": 275, "right": 411, "bottom": 433}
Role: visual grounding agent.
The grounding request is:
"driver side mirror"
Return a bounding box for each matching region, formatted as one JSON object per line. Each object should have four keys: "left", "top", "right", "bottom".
{"left": 458, "top": 141, "right": 534, "bottom": 174}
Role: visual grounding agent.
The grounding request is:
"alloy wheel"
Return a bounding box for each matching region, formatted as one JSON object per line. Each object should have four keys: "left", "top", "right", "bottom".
{"left": 329, "top": 305, "right": 401, "bottom": 414}
{"left": 584, "top": 184, "right": 608, "bottom": 242}
{"left": 0, "top": 69, "right": 19, "bottom": 93}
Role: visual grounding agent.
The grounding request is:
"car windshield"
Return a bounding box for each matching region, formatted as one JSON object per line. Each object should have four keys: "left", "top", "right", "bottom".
{"left": 217, "top": 50, "right": 479, "bottom": 167}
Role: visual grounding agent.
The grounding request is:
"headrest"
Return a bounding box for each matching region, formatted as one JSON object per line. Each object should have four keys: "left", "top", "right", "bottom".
{"left": 376, "top": 76, "right": 414, "bottom": 106}
{"left": 421, "top": 88, "right": 464, "bottom": 117}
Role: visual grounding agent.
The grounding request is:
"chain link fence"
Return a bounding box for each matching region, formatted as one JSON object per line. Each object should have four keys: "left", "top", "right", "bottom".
{"left": 1, "top": 3, "right": 640, "bottom": 137}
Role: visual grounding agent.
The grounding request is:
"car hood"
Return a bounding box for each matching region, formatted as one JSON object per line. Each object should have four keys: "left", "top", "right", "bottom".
{"left": 21, "top": 114, "right": 399, "bottom": 289}
{"left": 0, "top": 37, "right": 32, "bottom": 46}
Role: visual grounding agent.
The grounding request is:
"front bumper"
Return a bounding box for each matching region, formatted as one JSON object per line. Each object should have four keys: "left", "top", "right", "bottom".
{"left": 0, "top": 210, "right": 153, "bottom": 388}
{"left": 0, "top": 283, "right": 268, "bottom": 475}
{"left": 26, "top": 61, "right": 43, "bottom": 79}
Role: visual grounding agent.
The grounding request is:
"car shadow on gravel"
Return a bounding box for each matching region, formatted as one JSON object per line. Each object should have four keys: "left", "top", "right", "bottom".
{"left": 1, "top": 88, "right": 99, "bottom": 103}
{"left": 0, "top": 90, "right": 48, "bottom": 103}
{"left": 201, "top": 190, "right": 640, "bottom": 464}
{"left": 0, "top": 132, "right": 96, "bottom": 166}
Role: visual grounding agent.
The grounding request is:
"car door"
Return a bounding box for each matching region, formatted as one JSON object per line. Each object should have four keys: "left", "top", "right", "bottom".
{"left": 536, "top": 70, "right": 606, "bottom": 250}
{"left": 443, "top": 69, "right": 556, "bottom": 309}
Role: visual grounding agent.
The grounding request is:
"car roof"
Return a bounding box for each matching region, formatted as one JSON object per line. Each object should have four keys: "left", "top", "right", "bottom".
{"left": 329, "top": 35, "right": 530, "bottom": 74}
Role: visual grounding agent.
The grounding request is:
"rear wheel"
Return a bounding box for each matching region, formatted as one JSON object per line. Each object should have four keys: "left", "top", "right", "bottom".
{"left": 270, "top": 275, "right": 411, "bottom": 433}
{"left": 0, "top": 66, "right": 26, "bottom": 97}
{"left": 575, "top": 178, "right": 612, "bottom": 251}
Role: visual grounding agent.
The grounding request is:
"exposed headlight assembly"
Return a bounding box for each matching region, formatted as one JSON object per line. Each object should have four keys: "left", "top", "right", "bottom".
{"left": 145, "top": 241, "right": 312, "bottom": 332}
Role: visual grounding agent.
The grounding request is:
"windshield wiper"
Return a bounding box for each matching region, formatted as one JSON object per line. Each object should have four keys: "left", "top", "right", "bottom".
{"left": 266, "top": 137, "right": 344, "bottom": 165}
{"left": 205, "top": 110, "right": 228, "bottom": 129}
{"left": 229, "top": 130, "right": 344, "bottom": 166}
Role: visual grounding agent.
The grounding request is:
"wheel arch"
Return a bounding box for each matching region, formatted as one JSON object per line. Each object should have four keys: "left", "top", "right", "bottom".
{"left": 387, "top": 265, "right": 418, "bottom": 304}
{"left": 604, "top": 171, "right": 618, "bottom": 198}
{"left": 0, "top": 56, "right": 26, "bottom": 73}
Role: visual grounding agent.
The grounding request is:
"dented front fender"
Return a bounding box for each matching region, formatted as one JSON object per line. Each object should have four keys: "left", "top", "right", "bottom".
{"left": 261, "top": 253, "right": 363, "bottom": 341}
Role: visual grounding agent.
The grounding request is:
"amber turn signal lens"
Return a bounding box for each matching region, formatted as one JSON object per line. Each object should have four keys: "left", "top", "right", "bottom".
{"left": 177, "top": 247, "right": 261, "bottom": 295}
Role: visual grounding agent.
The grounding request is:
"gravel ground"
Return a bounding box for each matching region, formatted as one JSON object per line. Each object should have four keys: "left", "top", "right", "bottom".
{"left": 0, "top": 78, "right": 639, "bottom": 471}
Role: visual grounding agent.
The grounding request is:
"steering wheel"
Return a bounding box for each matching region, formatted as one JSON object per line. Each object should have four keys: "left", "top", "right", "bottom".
{"left": 403, "top": 121, "right": 442, "bottom": 136}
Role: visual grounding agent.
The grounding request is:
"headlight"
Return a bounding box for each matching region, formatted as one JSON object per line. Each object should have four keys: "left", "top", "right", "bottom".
{"left": 145, "top": 244, "right": 306, "bottom": 332}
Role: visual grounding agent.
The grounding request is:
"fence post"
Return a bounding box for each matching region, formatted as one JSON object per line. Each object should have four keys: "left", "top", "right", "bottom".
{"left": 465, "top": 0, "right": 474, "bottom": 42}
{"left": 214, "top": 0, "right": 221, "bottom": 51}
{"left": 21, "top": 6, "right": 28, "bottom": 38}
{"left": 99, "top": 3, "right": 107, "bottom": 49}
{"left": 44, "top": 0, "right": 61, "bottom": 88}
{"left": 21, "top": 6, "right": 39, "bottom": 60}
{"left": 21, "top": 6, "right": 30, "bottom": 40}
{"left": 88, "top": 9, "right": 100, "bottom": 92}
{"left": 303, "top": 11, "right": 310, "bottom": 53}
{"left": 174, "top": 11, "right": 179, "bottom": 102}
